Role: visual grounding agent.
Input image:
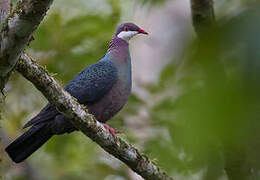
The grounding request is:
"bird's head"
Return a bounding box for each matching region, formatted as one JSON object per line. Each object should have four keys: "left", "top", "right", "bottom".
{"left": 115, "top": 23, "right": 148, "bottom": 41}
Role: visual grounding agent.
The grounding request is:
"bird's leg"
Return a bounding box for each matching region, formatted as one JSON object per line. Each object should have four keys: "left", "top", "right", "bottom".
{"left": 102, "top": 123, "right": 122, "bottom": 137}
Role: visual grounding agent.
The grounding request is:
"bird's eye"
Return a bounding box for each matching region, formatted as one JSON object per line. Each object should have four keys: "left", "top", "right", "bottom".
{"left": 124, "top": 26, "right": 130, "bottom": 31}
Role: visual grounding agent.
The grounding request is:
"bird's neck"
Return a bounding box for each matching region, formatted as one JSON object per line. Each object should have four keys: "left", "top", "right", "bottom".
{"left": 108, "top": 37, "right": 129, "bottom": 51}
{"left": 107, "top": 37, "right": 130, "bottom": 65}
{"left": 106, "top": 37, "right": 131, "bottom": 80}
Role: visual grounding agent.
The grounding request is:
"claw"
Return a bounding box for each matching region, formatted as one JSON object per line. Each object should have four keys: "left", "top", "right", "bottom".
{"left": 102, "top": 123, "right": 122, "bottom": 137}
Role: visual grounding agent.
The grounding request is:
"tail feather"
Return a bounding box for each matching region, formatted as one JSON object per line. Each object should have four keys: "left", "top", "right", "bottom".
{"left": 5, "top": 123, "right": 53, "bottom": 163}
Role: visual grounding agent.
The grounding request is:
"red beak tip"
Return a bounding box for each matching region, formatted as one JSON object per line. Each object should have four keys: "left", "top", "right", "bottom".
{"left": 138, "top": 29, "right": 149, "bottom": 35}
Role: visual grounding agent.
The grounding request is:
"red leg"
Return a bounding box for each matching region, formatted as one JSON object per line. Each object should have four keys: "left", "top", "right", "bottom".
{"left": 102, "top": 123, "right": 122, "bottom": 137}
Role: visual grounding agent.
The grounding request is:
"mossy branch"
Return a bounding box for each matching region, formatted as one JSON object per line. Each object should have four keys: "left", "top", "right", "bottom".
{"left": 16, "top": 54, "right": 173, "bottom": 180}
{"left": 0, "top": 0, "right": 53, "bottom": 91}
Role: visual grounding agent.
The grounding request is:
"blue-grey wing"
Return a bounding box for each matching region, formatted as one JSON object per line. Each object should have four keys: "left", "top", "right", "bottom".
{"left": 24, "top": 60, "right": 118, "bottom": 128}
{"left": 64, "top": 60, "right": 118, "bottom": 104}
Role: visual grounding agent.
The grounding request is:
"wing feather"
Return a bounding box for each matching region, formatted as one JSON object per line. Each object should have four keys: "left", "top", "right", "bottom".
{"left": 24, "top": 60, "right": 118, "bottom": 128}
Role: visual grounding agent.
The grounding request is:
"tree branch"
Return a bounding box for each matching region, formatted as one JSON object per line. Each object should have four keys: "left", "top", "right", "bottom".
{"left": 0, "top": 0, "right": 53, "bottom": 91}
{"left": 190, "top": 0, "right": 215, "bottom": 36}
{"left": 0, "top": 0, "right": 11, "bottom": 107}
{"left": 0, "top": 0, "right": 11, "bottom": 25}
{"left": 16, "top": 54, "right": 173, "bottom": 180}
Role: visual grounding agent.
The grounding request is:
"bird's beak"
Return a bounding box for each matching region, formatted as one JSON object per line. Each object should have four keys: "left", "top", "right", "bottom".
{"left": 138, "top": 28, "right": 148, "bottom": 35}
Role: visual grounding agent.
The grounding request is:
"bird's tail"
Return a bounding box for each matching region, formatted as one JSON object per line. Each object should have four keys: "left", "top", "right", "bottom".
{"left": 5, "top": 123, "right": 53, "bottom": 163}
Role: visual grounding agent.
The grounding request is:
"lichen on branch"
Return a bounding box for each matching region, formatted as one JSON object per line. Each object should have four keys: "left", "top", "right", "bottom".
{"left": 0, "top": 0, "right": 53, "bottom": 91}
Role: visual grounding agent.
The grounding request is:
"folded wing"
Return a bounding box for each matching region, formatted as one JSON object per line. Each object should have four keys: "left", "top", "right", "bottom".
{"left": 23, "top": 60, "right": 118, "bottom": 128}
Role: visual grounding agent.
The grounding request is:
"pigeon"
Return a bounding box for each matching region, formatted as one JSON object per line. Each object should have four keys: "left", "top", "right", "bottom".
{"left": 5, "top": 22, "right": 148, "bottom": 163}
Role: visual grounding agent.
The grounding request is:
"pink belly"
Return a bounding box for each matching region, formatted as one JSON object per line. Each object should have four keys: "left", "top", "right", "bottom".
{"left": 87, "top": 80, "right": 131, "bottom": 123}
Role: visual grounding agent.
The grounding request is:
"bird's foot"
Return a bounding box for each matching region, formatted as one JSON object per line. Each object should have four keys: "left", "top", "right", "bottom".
{"left": 102, "top": 123, "right": 122, "bottom": 137}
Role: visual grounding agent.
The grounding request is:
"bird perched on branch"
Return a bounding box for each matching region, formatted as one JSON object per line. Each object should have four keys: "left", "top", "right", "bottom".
{"left": 5, "top": 23, "right": 148, "bottom": 163}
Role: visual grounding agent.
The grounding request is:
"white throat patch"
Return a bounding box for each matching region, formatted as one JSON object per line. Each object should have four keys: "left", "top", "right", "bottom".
{"left": 117, "top": 31, "right": 138, "bottom": 41}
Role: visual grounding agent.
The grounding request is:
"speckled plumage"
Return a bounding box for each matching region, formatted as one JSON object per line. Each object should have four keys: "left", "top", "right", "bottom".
{"left": 6, "top": 23, "right": 146, "bottom": 163}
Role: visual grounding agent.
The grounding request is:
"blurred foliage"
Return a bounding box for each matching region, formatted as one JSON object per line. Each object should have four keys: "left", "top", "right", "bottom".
{"left": 145, "top": 2, "right": 260, "bottom": 180}
{"left": 30, "top": 0, "right": 120, "bottom": 83}
{"left": 141, "top": 0, "right": 166, "bottom": 6}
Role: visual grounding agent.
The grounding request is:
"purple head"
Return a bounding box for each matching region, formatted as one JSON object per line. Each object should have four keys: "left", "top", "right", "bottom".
{"left": 114, "top": 23, "right": 148, "bottom": 41}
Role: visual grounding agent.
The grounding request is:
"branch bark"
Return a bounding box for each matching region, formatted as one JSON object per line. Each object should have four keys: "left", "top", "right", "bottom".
{"left": 0, "top": 0, "right": 53, "bottom": 91}
{"left": 0, "top": 0, "right": 11, "bottom": 25}
{"left": 190, "top": 0, "right": 215, "bottom": 37}
{"left": 16, "top": 54, "right": 173, "bottom": 180}
{"left": 0, "top": 0, "right": 11, "bottom": 107}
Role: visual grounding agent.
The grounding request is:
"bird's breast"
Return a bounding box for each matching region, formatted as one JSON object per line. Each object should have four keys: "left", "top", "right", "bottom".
{"left": 87, "top": 72, "right": 132, "bottom": 123}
